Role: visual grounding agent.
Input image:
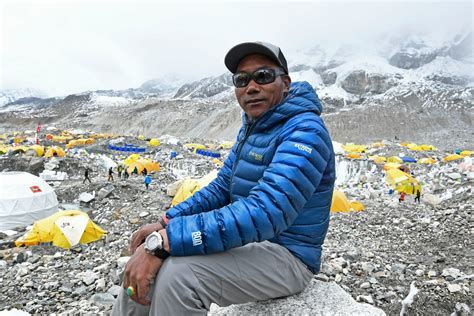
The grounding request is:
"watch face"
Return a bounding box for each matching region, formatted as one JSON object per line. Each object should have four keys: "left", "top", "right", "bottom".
{"left": 146, "top": 233, "right": 162, "bottom": 251}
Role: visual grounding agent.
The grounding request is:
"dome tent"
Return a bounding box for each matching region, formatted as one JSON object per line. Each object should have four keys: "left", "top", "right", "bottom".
{"left": 0, "top": 172, "right": 59, "bottom": 231}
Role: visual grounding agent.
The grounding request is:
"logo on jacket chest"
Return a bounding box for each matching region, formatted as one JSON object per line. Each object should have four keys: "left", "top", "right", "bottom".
{"left": 248, "top": 151, "right": 263, "bottom": 162}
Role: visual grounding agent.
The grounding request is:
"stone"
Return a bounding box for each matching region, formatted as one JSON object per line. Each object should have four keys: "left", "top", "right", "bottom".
{"left": 330, "top": 257, "right": 348, "bottom": 273}
{"left": 442, "top": 267, "right": 462, "bottom": 279}
{"left": 81, "top": 270, "right": 98, "bottom": 286}
{"left": 73, "top": 286, "right": 87, "bottom": 296}
{"left": 428, "top": 270, "right": 437, "bottom": 277}
{"left": 357, "top": 295, "right": 374, "bottom": 305}
{"left": 343, "top": 250, "right": 361, "bottom": 262}
{"left": 139, "top": 211, "right": 149, "bottom": 217}
{"left": 117, "top": 256, "right": 130, "bottom": 269}
{"left": 209, "top": 280, "right": 384, "bottom": 315}
{"left": 423, "top": 193, "right": 441, "bottom": 207}
{"left": 16, "top": 267, "right": 28, "bottom": 277}
{"left": 0, "top": 260, "right": 7, "bottom": 269}
{"left": 391, "top": 263, "right": 407, "bottom": 274}
{"left": 447, "top": 284, "right": 462, "bottom": 293}
{"left": 98, "top": 185, "right": 115, "bottom": 200}
{"left": 90, "top": 293, "right": 115, "bottom": 307}
{"left": 95, "top": 278, "right": 106, "bottom": 291}
{"left": 360, "top": 282, "right": 371, "bottom": 289}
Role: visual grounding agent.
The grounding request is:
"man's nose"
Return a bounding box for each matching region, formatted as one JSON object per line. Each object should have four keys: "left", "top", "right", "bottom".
{"left": 246, "top": 79, "right": 261, "bottom": 93}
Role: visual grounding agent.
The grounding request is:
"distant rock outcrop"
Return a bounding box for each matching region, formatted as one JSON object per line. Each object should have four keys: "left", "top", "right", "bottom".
{"left": 368, "top": 73, "right": 397, "bottom": 94}
{"left": 173, "top": 73, "right": 232, "bottom": 99}
{"left": 321, "top": 70, "right": 337, "bottom": 85}
{"left": 341, "top": 70, "right": 369, "bottom": 94}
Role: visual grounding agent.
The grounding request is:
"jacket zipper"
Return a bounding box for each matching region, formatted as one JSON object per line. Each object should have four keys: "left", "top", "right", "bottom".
{"left": 229, "top": 121, "right": 256, "bottom": 202}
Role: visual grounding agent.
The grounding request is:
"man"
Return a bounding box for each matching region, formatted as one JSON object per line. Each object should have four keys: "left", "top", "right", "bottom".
{"left": 112, "top": 41, "right": 335, "bottom": 315}
{"left": 415, "top": 189, "right": 421, "bottom": 203}
{"left": 83, "top": 167, "right": 92, "bottom": 184}
{"left": 144, "top": 174, "right": 152, "bottom": 190}
{"left": 108, "top": 167, "right": 114, "bottom": 182}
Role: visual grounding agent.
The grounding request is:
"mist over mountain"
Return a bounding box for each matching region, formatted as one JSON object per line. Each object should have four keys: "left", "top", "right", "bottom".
{"left": 1, "top": 32, "right": 472, "bottom": 148}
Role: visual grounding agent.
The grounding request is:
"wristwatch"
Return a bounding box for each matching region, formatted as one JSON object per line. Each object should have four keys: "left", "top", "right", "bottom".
{"left": 144, "top": 231, "right": 170, "bottom": 259}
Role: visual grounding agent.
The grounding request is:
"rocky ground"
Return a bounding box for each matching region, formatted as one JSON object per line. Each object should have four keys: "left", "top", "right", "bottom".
{"left": 0, "top": 138, "right": 472, "bottom": 315}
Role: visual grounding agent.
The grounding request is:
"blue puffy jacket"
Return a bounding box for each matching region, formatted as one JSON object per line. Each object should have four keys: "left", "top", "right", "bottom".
{"left": 166, "top": 81, "right": 335, "bottom": 273}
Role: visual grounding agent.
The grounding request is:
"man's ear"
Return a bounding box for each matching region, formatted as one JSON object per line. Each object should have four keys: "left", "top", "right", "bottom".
{"left": 282, "top": 75, "right": 291, "bottom": 96}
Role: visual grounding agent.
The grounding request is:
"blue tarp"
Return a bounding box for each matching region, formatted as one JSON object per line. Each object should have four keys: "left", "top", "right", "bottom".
{"left": 402, "top": 157, "right": 417, "bottom": 163}
{"left": 108, "top": 143, "right": 146, "bottom": 153}
{"left": 195, "top": 149, "right": 221, "bottom": 158}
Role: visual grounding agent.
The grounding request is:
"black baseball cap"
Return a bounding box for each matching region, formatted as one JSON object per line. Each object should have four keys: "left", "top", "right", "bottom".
{"left": 224, "top": 41, "right": 288, "bottom": 74}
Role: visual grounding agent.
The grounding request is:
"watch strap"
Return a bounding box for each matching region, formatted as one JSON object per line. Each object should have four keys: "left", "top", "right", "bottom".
{"left": 158, "top": 216, "right": 167, "bottom": 229}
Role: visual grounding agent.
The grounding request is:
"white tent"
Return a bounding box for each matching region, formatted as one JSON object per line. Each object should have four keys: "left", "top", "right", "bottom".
{"left": 0, "top": 172, "right": 59, "bottom": 231}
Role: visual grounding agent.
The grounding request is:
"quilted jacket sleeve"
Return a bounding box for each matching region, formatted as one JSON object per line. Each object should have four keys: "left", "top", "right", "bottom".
{"left": 165, "top": 139, "right": 239, "bottom": 219}
{"left": 166, "top": 115, "right": 332, "bottom": 256}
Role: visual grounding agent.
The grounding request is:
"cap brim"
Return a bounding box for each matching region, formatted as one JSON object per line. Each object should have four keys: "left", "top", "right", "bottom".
{"left": 224, "top": 42, "right": 284, "bottom": 74}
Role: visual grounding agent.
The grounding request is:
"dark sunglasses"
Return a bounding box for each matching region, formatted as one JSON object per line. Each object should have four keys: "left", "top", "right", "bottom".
{"left": 232, "top": 68, "right": 286, "bottom": 88}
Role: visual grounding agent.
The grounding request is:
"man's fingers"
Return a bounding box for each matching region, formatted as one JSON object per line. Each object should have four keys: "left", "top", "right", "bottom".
{"left": 136, "top": 280, "right": 151, "bottom": 306}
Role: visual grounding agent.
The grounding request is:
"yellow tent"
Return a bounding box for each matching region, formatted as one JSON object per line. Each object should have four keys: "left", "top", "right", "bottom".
{"left": 11, "top": 146, "right": 28, "bottom": 154}
{"left": 369, "top": 155, "right": 386, "bottom": 164}
{"left": 330, "top": 190, "right": 351, "bottom": 213}
{"left": 350, "top": 201, "right": 365, "bottom": 211}
{"left": 44, "top": 146, "right": 66, "bottom": 158}
{"left": 443, "top": 154, "right": 464, "bottom": 162}
{"left": 347, "top": 153, "right": 362, "bottom": 159}
{"left": 385, "top": 169, "right": 421, "bottom": 195}
{"left": 126, "top": 159, "right": 160, "bottom": 174}
{"left": 51, "top": 135, "right": 73, "bottom": 143}
{"left": 417, "top": 157, "right": 437, "bottom": 164}
{"left": 0, "top": 147, "right": 8, "bottom": 155}
{"left": 406, "top": 143, "right": 418, "bottom": 150}
{"left": 371, "top": 142, "right": 384, "bottom": 148}
{"left": 420, "top": 144, "right": 437, "bottom": 151}
{"left": 211, "top": 158, "right": 224, "bottom": 168}
{"left": 124, "top": 153, "right": 141, "bottom": 165}
{"left": 15, "top": 210, "right": 105, "bottom": 249}
{"left": 171, "top": 170, "right": 218, "bottom": 206}
{"left": 217, "top": 141, "right": 234, "bottom": 149}
{"left": 184, "top": 143, "right": 207, "bottom": 153}
{"left": 66, "top": 138, "right": 95, "bottom": 149}
{"left": 383, "top": 162, "right": 402, "bottom": 170}
{"left": 149, "top": 139, "right": 160, "bottom": 146}
{"left": 460, "top": 150, "right": 472, "bottom": 157}
{"left": 387, "top": 156, "right": 403, "bottom": 163}
{"left": 28, "top": 145, "right": 45, "bottom": 157}
{"left": 343, "top": 144, "right": 367, "bottom": 153}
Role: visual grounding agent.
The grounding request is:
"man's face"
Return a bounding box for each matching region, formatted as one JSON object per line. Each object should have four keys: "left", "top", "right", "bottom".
{"left": 234, "top": 54, "right": 291, "bottom": 120}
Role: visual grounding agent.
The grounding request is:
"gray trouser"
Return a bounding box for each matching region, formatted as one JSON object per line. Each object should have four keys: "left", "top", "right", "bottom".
{"left": 111, "top": 241, "right": 313, "bottom": 316}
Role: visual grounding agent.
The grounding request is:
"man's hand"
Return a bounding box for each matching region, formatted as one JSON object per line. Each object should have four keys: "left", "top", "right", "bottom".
{"left": 129, "top": 222, "right": 162, "bottom": 254}
{"left": 123, "top": 244, "right": 162, "bottom": 306}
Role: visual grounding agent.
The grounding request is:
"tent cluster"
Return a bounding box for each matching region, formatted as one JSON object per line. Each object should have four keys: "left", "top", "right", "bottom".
{"left": 332, "top": 139, "right": 473, "bottom": 213}
{"left": 400, "top": 143, "right": 437, "bottom": 151}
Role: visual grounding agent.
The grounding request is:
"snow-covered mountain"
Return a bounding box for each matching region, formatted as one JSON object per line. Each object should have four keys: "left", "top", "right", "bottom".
{"left": 0, "top": 88, "right": 47, "bottom": 106}
{"left": 0, "top": 32, "right": 472, "bottom": 147}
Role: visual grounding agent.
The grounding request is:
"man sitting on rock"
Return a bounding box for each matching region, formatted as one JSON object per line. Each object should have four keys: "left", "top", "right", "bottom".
{"left": 112, "top": 41, "right": 336, "bottom": 315}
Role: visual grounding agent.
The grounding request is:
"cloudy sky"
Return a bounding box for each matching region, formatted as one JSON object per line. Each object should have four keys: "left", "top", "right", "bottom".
{"left": 0, "top": 0, "right": 472, "bottom": 96}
